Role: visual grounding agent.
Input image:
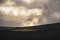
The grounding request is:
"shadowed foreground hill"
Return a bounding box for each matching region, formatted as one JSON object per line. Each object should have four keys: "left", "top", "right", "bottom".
{"left": 0, "top": 23, "right": 60, "bottom": 40}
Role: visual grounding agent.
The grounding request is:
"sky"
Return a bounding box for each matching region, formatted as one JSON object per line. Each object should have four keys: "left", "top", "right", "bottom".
{"left": 0, "top": 0, "right": 60, "bottom": 27}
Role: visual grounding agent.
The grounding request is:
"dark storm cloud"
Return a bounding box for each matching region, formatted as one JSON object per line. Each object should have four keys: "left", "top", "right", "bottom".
{"left": 12, "top": 0, "right": 49, "bottom": 9}
{"left": 12, "top": 0, "right": 28, "bottom": 7}
{"left": 44, "top": 0, "right": 60, "bottom": 23}
{"left": 0, "top": 0, "right": 6, "bottom": 4}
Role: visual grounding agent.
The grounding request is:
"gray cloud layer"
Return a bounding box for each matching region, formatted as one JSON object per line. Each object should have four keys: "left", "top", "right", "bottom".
{"left": 0, "top": 0, "right": 60, "bottom": 27}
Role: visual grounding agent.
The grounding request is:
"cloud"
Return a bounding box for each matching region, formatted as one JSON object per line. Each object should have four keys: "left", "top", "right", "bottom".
{"left": 0, "top": 0, "right": 6, "bottom": 4}
{"left": 11, "top": 0, "right": 49, "bottom": 9}
{"left": 0, "top": 0, "right": 60, "bottom": 27}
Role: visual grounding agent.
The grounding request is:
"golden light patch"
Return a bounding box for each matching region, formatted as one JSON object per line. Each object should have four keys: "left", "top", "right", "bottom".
{"left": 22, "top": 0, "right": 35, "bottom": 4}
